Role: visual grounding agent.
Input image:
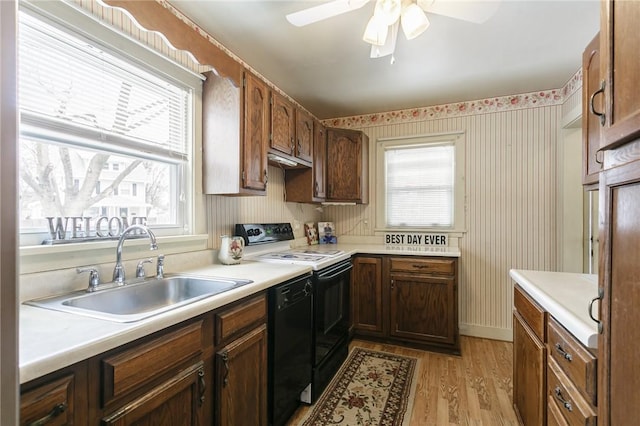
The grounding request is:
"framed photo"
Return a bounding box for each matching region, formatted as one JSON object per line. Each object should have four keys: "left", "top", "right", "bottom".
{"left": 318, "top": 221, "right": 337, "bottom": 244}
{"left": 304, "top": 222, "right": 318, "bottom": 245}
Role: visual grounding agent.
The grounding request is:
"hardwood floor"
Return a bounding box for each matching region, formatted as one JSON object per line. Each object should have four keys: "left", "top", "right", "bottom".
{"left": 287, "top": 336, "right": 519, "bottom": 425}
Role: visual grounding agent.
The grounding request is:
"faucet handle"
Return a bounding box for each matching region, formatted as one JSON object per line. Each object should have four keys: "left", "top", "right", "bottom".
{"left": 156, "top": 254, "right": 165, "bottom": 279}
{"left": 135, "top": 258, "right": 153, "bottom": 279}
{"left": 77, "top": 267, "right": 100, "bottom": 292}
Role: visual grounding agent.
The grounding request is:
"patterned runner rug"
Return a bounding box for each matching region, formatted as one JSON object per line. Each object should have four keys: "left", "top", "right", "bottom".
{"left": 301, "top": 347, "right": 419, "bottom": 426}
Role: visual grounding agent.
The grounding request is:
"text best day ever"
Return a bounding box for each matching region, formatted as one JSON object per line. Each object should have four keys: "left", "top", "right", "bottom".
{"left": 385, "top": 233, "right": 447, "bottom": 246}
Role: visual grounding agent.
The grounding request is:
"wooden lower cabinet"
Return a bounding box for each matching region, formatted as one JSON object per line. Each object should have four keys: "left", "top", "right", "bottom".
{"left": 513, "top": 285, "right": 598, "bottom": 426}
{"left": 101, "top": 361, "right": 206, "bottom": 426}
{"left": 513, "top": 309, "right": 546, "bottom": 426}
{"left": 351, "top": 255, "right": 384, "bottom": 336}
{"left": 215, "top": 324, "right": 268, "bottom": 426}
{"left": 20, "top": 366, "right": 87, "bottom": 426}
{"left": 351, "top": 254, "right": 459, "bottom": 353}
{"left": 20, "top": 293, "right": 269, "bottom": 425}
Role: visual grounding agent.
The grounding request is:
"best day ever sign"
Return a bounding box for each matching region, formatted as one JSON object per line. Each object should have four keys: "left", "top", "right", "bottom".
{"left": 385, "top": 232, "right": 448, "bottom": 247}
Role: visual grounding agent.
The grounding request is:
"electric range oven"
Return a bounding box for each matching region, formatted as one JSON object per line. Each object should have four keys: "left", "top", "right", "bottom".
{"left": 236, "top": 224, "right": 353, "bottom": 408}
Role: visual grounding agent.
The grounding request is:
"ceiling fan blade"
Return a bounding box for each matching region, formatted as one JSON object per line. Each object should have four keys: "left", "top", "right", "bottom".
{"left": 286, "top": 0, "right": 371, "bottom": 27}
{"left": 418, "top": 0, "right": 501, "bottom": 24}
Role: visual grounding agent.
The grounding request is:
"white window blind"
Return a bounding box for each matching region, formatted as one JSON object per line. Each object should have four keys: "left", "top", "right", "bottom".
{"left": 19, "top": 12, "right": 189, "bottom": 161}
{"left": 385, "top": 143, "right": 455, "bottom": 227}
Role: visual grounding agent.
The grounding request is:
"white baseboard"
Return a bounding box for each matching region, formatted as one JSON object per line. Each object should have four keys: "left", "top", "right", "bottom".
{"left": 460, "top": 323, "right": 513, "bottom": 342}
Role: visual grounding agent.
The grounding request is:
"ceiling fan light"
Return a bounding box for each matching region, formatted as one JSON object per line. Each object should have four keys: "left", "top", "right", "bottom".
{"left": 363, "top": 14, "right": 389, "bottom": 46}
{"left": 401, "top": 3, "right": 430, "bottom": 40}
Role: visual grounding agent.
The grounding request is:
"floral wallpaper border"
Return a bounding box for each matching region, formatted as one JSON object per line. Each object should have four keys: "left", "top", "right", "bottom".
{"left": 323, "top": 68, "right": 583, "bottom": 128}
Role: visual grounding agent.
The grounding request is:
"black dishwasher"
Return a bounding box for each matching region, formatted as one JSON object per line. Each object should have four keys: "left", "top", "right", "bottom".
{"left": 268, "top": 273, "right": 313, "bottom": 426}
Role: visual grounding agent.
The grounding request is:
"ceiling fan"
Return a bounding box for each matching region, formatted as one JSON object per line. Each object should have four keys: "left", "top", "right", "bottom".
{"left": 286, "top": 0, "right": 500, "bottom": 63}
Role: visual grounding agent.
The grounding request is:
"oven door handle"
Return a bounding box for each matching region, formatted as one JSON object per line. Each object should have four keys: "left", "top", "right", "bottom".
{"left": 316, "top": 263, "right": 353, "bottom": 282}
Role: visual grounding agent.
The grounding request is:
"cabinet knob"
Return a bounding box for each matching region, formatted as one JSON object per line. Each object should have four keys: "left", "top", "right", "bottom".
{"left": 553, "top": 386, "right": 573, "bottom": 412}
{"left": 589, "top": 79, "right": 606, "bottom": 126}
{"left": 554, "top": 342, "right": 573, "bottom": 362}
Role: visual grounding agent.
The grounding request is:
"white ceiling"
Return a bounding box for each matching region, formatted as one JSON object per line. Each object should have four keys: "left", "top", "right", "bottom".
{"left": 169, "top": 0, "right": 600, "bottom": 119}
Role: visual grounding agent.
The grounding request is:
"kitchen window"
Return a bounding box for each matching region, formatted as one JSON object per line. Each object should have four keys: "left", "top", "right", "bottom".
{"left": 376, "top": 132, "right": 465, "bottom": 232}
{"left": 17, "top": 2, "right": 203, "bottom": 247}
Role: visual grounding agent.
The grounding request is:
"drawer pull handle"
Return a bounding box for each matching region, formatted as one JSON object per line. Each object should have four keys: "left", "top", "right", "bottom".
{"left": 589, "top": 79, "right": 606, "bottom": 126}
{"left": 412, "top": 264, "right": 428, "bottom": 269}
{"left": 198, "top": 368, "right": 206, "bottom": 406}
{"left": 27, "top": 402, "right": 67, "bottom": 426}
{"left": 554, "top": 386, "right": 573, "bottom": 412}
{"left": 589, "top": 287, "right": 604, "bottom": 334}
{"left": 221, "top": 351, "right": 230, "bottom": 387}
{"left": 554, "top": 343, "right": 573, "bottom": 362}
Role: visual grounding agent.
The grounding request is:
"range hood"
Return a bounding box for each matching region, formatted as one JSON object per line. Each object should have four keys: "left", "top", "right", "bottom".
{"left": 268, "top": 153, "right": 298, "bottom": 167}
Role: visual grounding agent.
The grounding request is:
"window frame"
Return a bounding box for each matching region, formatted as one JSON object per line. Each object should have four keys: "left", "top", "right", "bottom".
{"left": 375, "top": 131, "right": 466, "bottom": 233}
{"left": 17, "top": 0, "right": 207, "bottom": 268}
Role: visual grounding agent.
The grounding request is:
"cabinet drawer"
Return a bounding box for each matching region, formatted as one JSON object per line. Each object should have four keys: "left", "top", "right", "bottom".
{"left": 548, "top": 399, "right": 570, "bottom": 426}
{"left": 514, "top": 285, "right": 546, "bottom": 342}
{"left": 21, "top": 374, "right": 74, "bottom": 426}
{"left": 389, "top": 257, "right": 455, "bottom": 275}
{"left": 102, "top": 320, "right": 204, "bottom": 406}
{"left": 547, "top": 358, "right": 596, "bottom": 426}
{"left": 548, "top": 317, "right": 597, "bottom": 405}
{"left": 215, "top": 294, "right": 267, "bottom": 345}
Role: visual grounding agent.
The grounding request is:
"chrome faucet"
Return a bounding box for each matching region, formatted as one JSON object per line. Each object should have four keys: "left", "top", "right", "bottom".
{"left": 113, "top": 225, "right": 158, "bottom": 284}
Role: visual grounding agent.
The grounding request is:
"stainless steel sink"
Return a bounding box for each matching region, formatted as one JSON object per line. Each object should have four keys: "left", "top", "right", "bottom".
{"left": 25, "top": 275, "right": 253, "bottom": 322}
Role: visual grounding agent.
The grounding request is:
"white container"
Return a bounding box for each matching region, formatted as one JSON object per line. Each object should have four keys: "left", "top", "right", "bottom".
{"left": 218, "top": 235, "right": 244, "bottom": 265}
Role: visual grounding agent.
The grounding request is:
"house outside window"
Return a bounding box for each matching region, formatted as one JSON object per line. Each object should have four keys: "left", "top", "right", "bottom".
{"left": 376, "top": 132, "right": 466, "bottom": 232}
{"left": 17, "top": 3, "right": 202, "bottom": 245}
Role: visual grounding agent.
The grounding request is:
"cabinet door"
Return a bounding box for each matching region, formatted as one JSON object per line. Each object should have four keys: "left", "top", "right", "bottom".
{"left": 102, "top": 362, "right": 206, "bottom": 426}
{"left": 216, "top": 324, "right": 268, "bottom": 426}
{"left": 326, "top": 128, "right": 368, "bottom": 203}
{"left": 389, "top": 273, "right": 455, "bottom": 345}
{"left": 295, "top": 109, "right": 313, "bottom": 163}
{"left": 599, "top": 162, "right": 640, "bottom": 426}
{"left": 243, "top": 72, "right": 269, "bottom": 191}
{"left": 270, "top": 92, "right": 295, "bottom": 156}
{"left": 351, "top": 256, "right": 384, "bottom": 336}
{"left": 582, "top": 33, "right": 603, "bottom": 185}
{"left": 600, "top": 1, "right": 640, "bottom": 149}
{"left": 513, "top": 312, "right": 546, "bottom": 426}
{"left": 313, "top": 120, "right": 327, "bottom": 199}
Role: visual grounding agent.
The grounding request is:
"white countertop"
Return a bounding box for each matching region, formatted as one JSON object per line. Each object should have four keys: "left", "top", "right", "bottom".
{"left": 20, "top": 244, "right": 460, "bottom": 384}
{"left": 509, "top": 269, "right": 599, "bottom": 349}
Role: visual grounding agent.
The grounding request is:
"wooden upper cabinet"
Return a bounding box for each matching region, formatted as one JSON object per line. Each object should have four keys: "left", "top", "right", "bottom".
{"left": 243, "top": 72, "right": 269, "bottom": 191}
{"left": 283, "top": 118, "right": 326, "bottom": 203}
{"left": 582, "top": 32, "right": 603, "bottom": 186}
{"left": 326, "top": 127, "right": 369, "bottom": 203}
{"left": 600, "top": 1, "right": 640, "bottom": 150}
{"left": 295, "top": 109, "right": 313, "bottom": 163}
{"left": 313, "top": 120, "right": 327, "bottom": 200}
{"left": 202, "top": 69, "right": 268, "bottom": 195}
{"left": 270, "top": 92, "right": 296, "bottom": 157}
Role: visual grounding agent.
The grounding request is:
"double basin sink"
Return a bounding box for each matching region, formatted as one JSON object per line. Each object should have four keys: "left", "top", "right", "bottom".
{"left": 25, "top": 275, "right": 254, "bottom": 323}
